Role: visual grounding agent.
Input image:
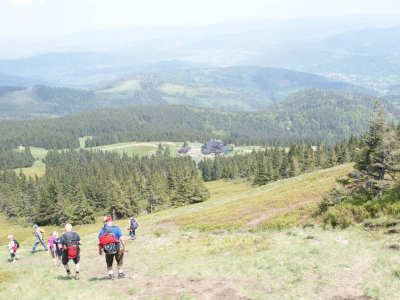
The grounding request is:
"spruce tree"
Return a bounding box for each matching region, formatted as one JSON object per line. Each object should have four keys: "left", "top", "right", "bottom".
{"left": 350, "top": 101, "right": 400, "bottom": 198}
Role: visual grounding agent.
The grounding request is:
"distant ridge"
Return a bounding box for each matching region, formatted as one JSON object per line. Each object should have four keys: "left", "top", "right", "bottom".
{"left": 0, "top": 89, "right": 396, "bottom": 151}
{"left": 0, "top": 66, "right": 377, "bottom": 118}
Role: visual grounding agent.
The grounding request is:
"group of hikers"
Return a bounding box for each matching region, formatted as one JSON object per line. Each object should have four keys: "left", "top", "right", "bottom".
{"left": 6, "top": 213, "right": 139, "bottom": 280}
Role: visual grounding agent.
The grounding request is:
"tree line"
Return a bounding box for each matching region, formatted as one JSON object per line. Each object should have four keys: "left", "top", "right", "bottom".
{"left": 0, "top": 89, "right": 390, "bottom": 155}
{"left": 0, "top": 148, "right": 209, "bottom": 226}
{"left": 0, "top": 147, "right": 34, "bottom": 169}
{"left": 198, "top": 136, "right": 360, "bottom": 185}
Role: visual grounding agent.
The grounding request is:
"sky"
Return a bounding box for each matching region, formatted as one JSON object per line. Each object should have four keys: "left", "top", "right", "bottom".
{"left": 1, "top": 0, "right": 400, "bottom": 37}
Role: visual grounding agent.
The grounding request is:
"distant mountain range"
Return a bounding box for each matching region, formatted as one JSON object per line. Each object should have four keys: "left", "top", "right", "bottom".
{"left": 0, "top": 15, "right": 400, "bottom": 89}
{"left": 0, "top": 66, "right": 379, "bottom": 119}
{"left": 244, "top": 26, "right": 400, "bottom": 91}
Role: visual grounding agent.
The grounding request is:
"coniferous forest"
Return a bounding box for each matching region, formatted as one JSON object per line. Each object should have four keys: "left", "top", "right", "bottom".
{"left": 0, "top": 133, "right": 361, "bottom": 225}
{"left": 0, "top": 149, "right": 209, "bottom": 226}
{"left": 0, "top": 89, "right": 394, "bottom": 155}
{"left": 0, "top": 88, "right": 397, "bottom": 227}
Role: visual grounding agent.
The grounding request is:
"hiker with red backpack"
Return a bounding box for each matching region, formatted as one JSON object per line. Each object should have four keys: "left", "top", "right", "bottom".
{"left": 98, "top": 216, "right": 126, "bottom": 280}
{"left": 59, "top": 223, "right": 82, "bottom": 280}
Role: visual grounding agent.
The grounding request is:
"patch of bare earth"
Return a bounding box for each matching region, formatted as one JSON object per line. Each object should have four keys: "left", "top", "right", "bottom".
{"left": 331, "top": 296, "right": 372, "bottom": 300}
{"left": 306, "top": 246, "right": 375, "bottom": 300}
{"left": 132, "top": 275, "right": 250, "bottom": 300}
{"left": 79, "top": 247, "right": 249, "bottom": 300}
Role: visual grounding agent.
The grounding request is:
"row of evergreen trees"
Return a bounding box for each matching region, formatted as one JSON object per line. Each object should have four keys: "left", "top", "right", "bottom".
{"left": 0, "top": 149, "right": 209, "bottom": 226}
{"left": 198, "top": 136, "right": 360, "bottom": 185}
{"left": 0, "top": 147, "right": 34, "bottom": 169}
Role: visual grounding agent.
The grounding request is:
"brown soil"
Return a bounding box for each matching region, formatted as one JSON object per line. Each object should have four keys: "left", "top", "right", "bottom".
{"left": 79, "top": 245, "right": 250, "bottom": 300}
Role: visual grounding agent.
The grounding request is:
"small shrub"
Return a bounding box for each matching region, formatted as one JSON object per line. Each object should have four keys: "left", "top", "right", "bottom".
{"left": 323, "top": 203, "right": 369, "bottom": 229}
{"left": 393, "top": 268, "right": 400, "bottom": 279}
{"left": 153, "top": 228, "right": 169, "bottom": 237}
{"left": 259, "top": 204, "right": 317, "bottom": 230}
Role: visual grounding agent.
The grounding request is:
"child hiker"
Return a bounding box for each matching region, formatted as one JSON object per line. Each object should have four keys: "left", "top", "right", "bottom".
{"left": 52, "top": 231, "right": 62, "bottom": 267}
{"left": 7, "top": 234, "right": 20, "bottom": 263}
{"left": 48, "top": 231, "right": 60, "bottom": 267}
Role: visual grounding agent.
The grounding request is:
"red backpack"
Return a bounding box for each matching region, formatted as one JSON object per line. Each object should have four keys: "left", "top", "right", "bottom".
{"left": 99, "top": 226, "right": 119, "bottom": 255}
{"left": 62, "top": 232, "right": 79, "bottom": 259}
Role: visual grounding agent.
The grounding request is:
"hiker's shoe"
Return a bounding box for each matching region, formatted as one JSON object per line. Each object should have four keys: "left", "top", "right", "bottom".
{"left": 131, "top": 236, "right": 136, "bottom": 240}
{"left": 16, "top": 255, "right": 21, "bottom": 259}
{"left": 12, "top": 260, "right": 17, "bottom": 263}
{"left": 118, "top": 272, "right": 125, "bottom": 279}
{"left": 75, "top": 274, "right": 80, "bottom": 280}
{"left": 108, "top": 274, "right": 114, "bottom": 280}
{"left": 67, "top": 273, "right": 72, "bottom": 280}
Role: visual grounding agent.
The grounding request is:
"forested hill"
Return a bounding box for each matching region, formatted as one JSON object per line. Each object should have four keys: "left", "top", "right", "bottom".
{"left": 0, "top": 66, "right": 376, "bottom": 119}
{"left": 0, "top": 89, "right": 394, "bottom": 152}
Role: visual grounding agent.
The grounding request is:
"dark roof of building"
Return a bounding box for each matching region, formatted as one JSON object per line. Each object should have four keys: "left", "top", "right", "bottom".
{"left": 201, "top": 139, "right": 227, "bottom": 155}
{"left": 178, "top": 146, "right": 192, "bottom": 153}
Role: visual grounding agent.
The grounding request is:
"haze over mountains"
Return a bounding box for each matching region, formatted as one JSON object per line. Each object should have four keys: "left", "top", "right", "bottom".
{"left": 1, "top": 14, "right": 400, "bottom": 92}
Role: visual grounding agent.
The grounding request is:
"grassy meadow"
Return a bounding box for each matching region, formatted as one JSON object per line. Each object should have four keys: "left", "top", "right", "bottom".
{"left": 2, "top": 163, "right": 400, "bottom": 299}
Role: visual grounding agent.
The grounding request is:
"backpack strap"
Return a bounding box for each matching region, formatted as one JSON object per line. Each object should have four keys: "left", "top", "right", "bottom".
{"left": 64, "top": 232, "right": 78, "bottom": 246}
{"left": 104, "top": 226, "right": 115, "bottom": 234}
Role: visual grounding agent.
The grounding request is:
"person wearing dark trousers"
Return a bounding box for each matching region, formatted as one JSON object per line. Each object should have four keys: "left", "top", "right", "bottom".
{"left": 59, "top": 223, "right": 82, "bottom": 280}
{"left": 127, "top": 214, "right": 139, "bottom": 240}
{"left": 99, "top": 216, "right": 126, "bottom": 280}
{"left": 31, "top": 224, "right": 48, "bottom": 253}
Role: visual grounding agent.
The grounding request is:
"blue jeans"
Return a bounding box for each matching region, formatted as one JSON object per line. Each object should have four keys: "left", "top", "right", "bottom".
{"left": 32, "top": 239, "right": 47, "bottom": 251}
{"left": 129, "top": 230, "right": 136, "bottom": 238}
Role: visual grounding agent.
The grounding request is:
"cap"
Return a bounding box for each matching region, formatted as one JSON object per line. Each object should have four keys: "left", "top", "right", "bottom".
{"left": 106, "top": 216, "right": 113, "bottom": 222}
{"left": 33, "top": 224, "right": 38, "bottom": 228}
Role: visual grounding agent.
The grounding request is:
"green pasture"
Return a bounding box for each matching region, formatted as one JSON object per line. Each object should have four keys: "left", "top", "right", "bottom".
{"left": 17, "top": 147, "right": 48, "bottom": 178}
{"left": 30, "top": 147, "right": 49, "bottom": 158}
{"left": 19, "top": 159, "right": 46, "bottom": 178}
{"left": 87, "top": 141, "right": 183, "bottom": 157}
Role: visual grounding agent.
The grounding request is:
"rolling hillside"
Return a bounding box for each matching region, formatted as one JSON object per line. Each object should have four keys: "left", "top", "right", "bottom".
{"left": 1, "top": 164, "right": 400, "bottom": 299}
{"left": 0, "top": 89, "right": 394, "bottom": 152}
{"left": 0, "top": 66, "right": 377, "bottom": 119}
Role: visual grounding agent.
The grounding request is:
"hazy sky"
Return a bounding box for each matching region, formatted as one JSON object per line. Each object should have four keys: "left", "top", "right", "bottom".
{"left": 1, "top": 0, "right": 400, "bottom": 37}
